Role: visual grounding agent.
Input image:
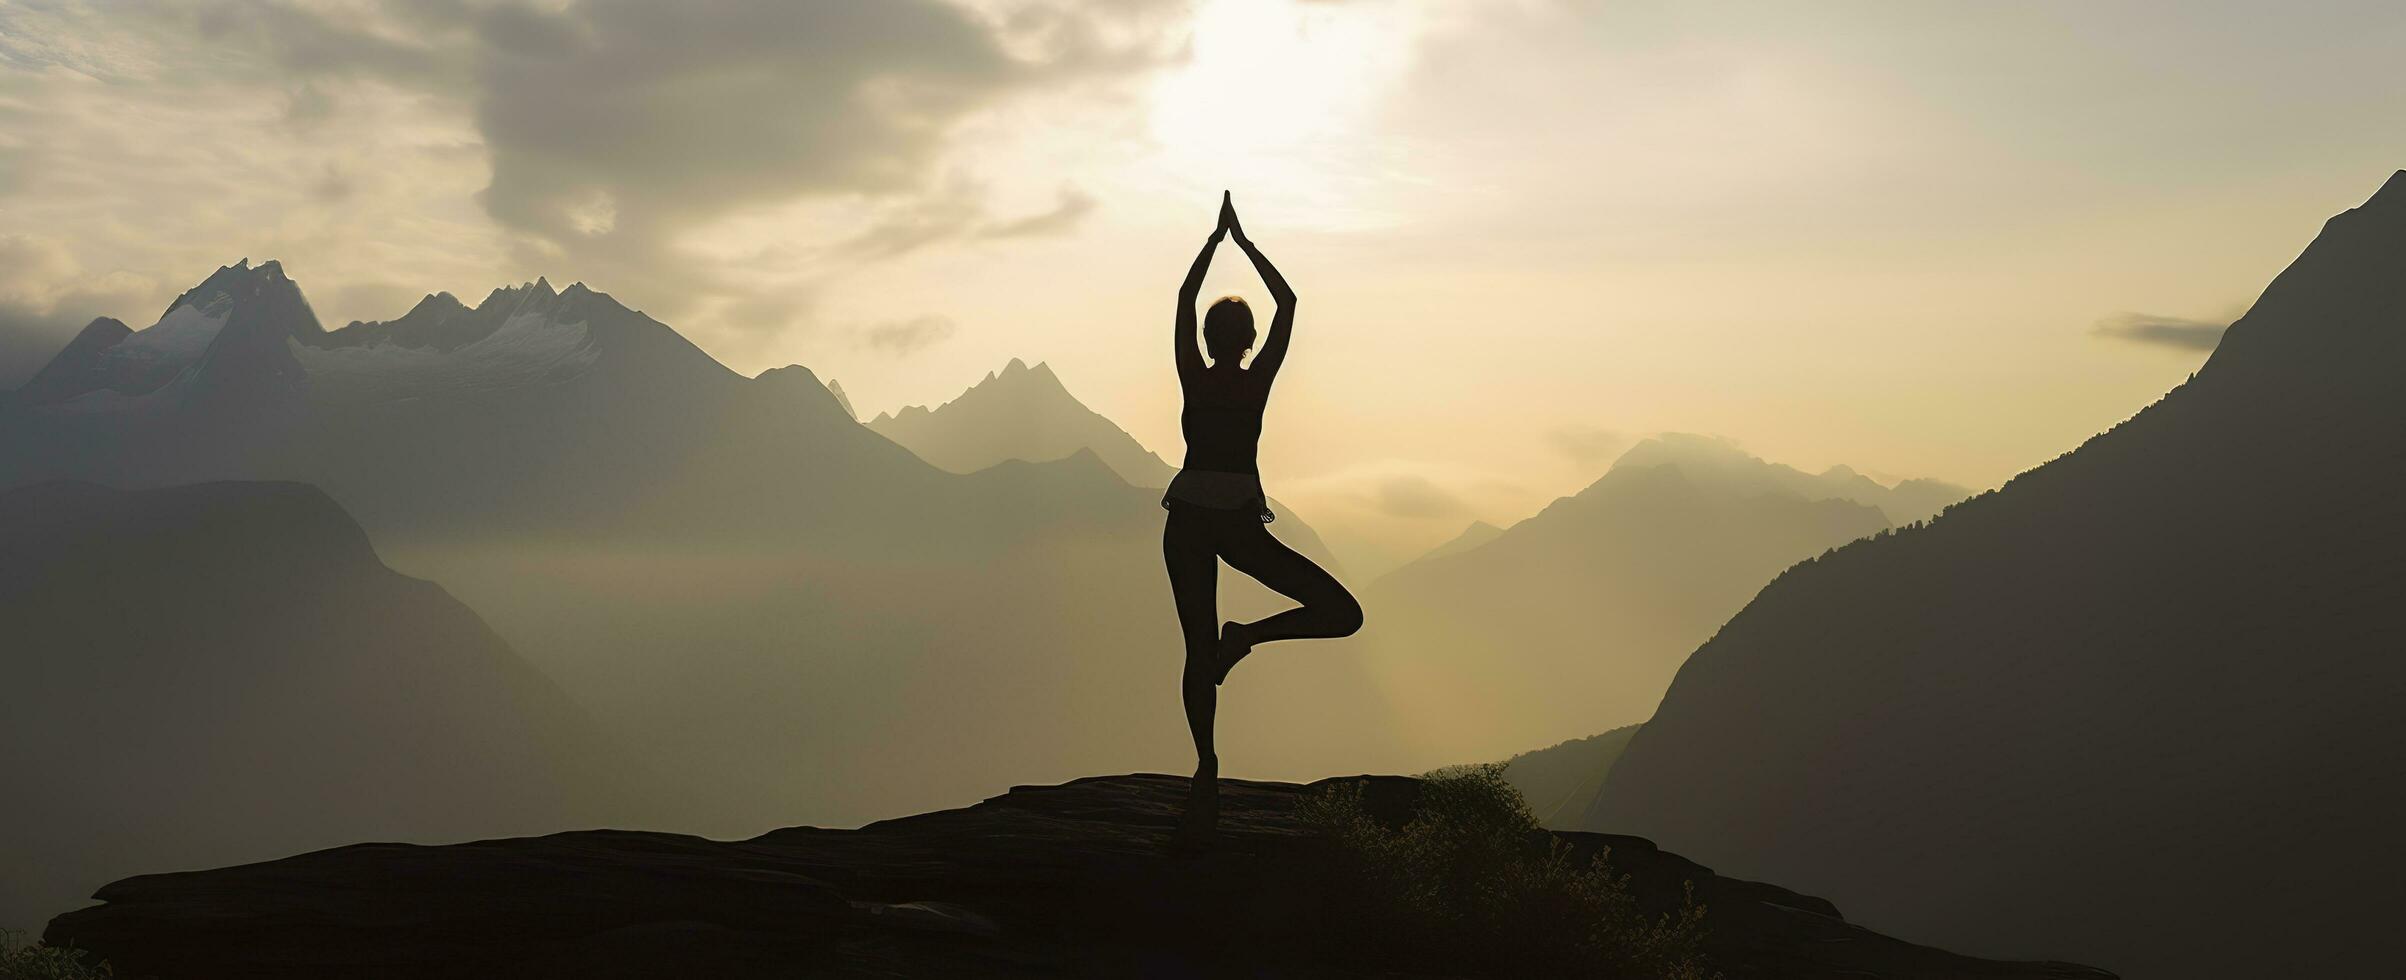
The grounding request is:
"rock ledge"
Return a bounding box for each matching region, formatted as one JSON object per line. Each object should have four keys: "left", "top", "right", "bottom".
{"left": 47, "top": 774, "right": 2113, "bottom": 979}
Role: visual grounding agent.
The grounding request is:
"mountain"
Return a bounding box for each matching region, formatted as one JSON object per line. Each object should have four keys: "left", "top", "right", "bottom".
{"left": 1611, "top": 434, "right": 1972, "bottom": 524}
{"left": 10, "top": 317, "right": 132, "bottom": 405}
{"left": 869, "top": 357, "right": 1176, "bottom": 486}
{"left": 1412, "top": 519, "right": 1505, "bottom": 564}
{"left": 863, "top": 356, "right": 1338, "bottom": 563}
{"left": 5, "top": 259, "right": 317, "bottom": 423}
{"left": 1586, "top": 172, "right": 2406, "bottom": 979}
{"left": 43, "top": 772, "right": 2111, "bottom": 980}
{"left": 0, "top": 480, "right": 605, "bottom": 933}
{"left": 0, "top": 262, "right": 1407, "bottom": 838}
{"left": 0, "top": 261, "right": 903, "bottom": 538}
{"left": 1363, "top": 438, "right": 1910, "bottom": 761}
{"left": 1499, "top": 724, "right": 1640, "bottom": 827}
{"left": 822, "top": 377, "right": 856, "bottom": 419}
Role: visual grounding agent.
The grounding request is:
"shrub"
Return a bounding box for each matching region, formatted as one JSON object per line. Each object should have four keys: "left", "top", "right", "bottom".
{"left": 1299, "top": 764, "right": 1715, "bottom": 979}
{"left": 0, "top": 931, "right": 112, "bottom": 980}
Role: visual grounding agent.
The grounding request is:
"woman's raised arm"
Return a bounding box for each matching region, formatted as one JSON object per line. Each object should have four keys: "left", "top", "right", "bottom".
{"left": 1174, "top": 205, "right": 1227, "bottom": 385}
{"left": 1231, "top": 224, "right": 1296, "bottom": 381}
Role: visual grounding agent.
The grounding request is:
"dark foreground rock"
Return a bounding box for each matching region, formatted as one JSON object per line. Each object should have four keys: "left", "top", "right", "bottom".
{"left": 46, "top": 775, "right": 2112, "bottom": 979}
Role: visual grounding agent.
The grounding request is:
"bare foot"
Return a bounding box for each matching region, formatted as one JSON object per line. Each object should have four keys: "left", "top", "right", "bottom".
{"left": 1174, "top": 760, "right": 1220, "bottom": 849}
{"left": 1215, "top": 621, "right": 1253, "bottom": 686}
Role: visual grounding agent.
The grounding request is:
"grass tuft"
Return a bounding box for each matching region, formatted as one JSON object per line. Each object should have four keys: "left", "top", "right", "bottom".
{"left": 0, "top": 931, "right": 112, "bottom": 980}
{"left": 1299, "top": 763, "right": 1717, "bottom": 979}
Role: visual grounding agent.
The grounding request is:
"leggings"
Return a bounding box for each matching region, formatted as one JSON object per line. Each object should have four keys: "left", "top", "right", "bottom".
{"left": 1162, "top": 503, "right": 1363, "bottom": 762}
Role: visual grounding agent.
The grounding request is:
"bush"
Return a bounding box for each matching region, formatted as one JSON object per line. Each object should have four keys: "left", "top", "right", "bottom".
{"left": 1299, "top": 764, "right": 1715, "bottom": 979}
{"left": 0, "top": 931, "right": 111, "bottom": 980}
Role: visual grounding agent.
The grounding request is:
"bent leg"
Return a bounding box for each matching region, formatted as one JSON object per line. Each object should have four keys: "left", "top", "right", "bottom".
{"left": 1221, "top": 523, "right": 1364, "bottom": 655}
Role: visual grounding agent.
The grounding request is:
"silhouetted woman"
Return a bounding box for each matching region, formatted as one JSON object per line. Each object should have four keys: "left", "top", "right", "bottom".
{"left": 1164, "top": 192, "right": 1363, "bottom": 843}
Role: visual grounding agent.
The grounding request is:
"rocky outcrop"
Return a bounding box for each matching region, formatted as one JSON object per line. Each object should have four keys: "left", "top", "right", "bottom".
{"left": 47, "top": 774, "right": 2111, "bottom": 980}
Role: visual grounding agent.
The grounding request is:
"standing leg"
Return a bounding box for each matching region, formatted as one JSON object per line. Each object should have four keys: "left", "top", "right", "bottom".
{"left": 1216, "top": 523, "right": 1363, "bottom": 684}
{"left": 1161, "top": 507, "right": 1223, "bottom": 838}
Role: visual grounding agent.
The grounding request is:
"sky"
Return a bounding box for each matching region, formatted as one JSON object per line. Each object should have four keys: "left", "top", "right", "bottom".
{"left": 4, "top": 0, "right": 2404, "bottom": 569}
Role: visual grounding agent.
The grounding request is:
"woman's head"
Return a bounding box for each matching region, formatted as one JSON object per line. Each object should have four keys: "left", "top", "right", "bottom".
{"left": 1203, "top": 296, "right": 1255, "bottom": 362}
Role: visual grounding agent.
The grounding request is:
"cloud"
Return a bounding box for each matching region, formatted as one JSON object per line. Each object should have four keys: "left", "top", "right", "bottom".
{"left": 0, "top": 235, "right": 155, "bottom": 388}
{"left": 470, "top": 2, "right": 1014, "bottom": 248}
{"left": 1372, "top": 473, "right": 1471, "bottom": 520}
{"left": 283, "top": 81, "right": 338, "bottom": 128}
{"left": 1285, "top": 460, "right": 1529, "bottom": 528}
{"left": 324, "top": 280, "right": 423, "bottom": 325}
{"left": 1278, "top": 459, "right": 1549, "bottom": 576}
{"left": 717, "top": 288, "right": 818, "bottom": 336}
{"left": 1547, "top": 422, "right": 1627, "bottom": 467}
{"left": 444, "top": 0, "right": 1174, "bottom": 317}
{"left": 859, "top": 314, "right": 958, "bottom": 357}
{"left": 0, "top": 303, "right": 80, "bottom": 389}
{"left": 2090, "top": 312, "right": 2228, "bottom": 351}
{"left": 979, "top": 187, "right": 1098, "bottom": 240}
{"left": 0, "top": 144, "right": 25, "bottom": 196}
{"left": 185, "top": 0, "right": 461, "bottom": 86}
{"left": 841, "top": 179, "right": 988, "bottom": 261}
{"left": 841, "top": 182, "right": 1101, "bottom": 261}
{"left": 0, "top": 3, "right": 513, "bottom": 332}
{"left": 0, "top": 234, "right": 79, "bottom": 294}
{"left": 2, "top": 0, "right": 1182, "bottom": 342}
{"left": 309, "top": 161, "right": 360, "bottom": 203}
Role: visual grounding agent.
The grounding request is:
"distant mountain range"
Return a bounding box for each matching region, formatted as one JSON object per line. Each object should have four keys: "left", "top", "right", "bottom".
{"left": 869, "top": 358, "right": 1175, "bottom": 486}
{"left": 1408, "top": 519, "right": 1504, "bottom": 566}
{"left": 1588, "top": 171, "right": 2406, "bottom": 979}
{"left": 0, "top": 481, "right": 606, "bottom": 932}
{"left": 864, "top": 356, "right": 1336, "bottom": 561}
{"left": 1610, "top": 434, "right": 1968, "bottom": 525}
{"left": 1362, "top": 435, "right": 1962, "bottom": 762}
{"left": 0, "top": 262, "right": 1408, "bottom": 844}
